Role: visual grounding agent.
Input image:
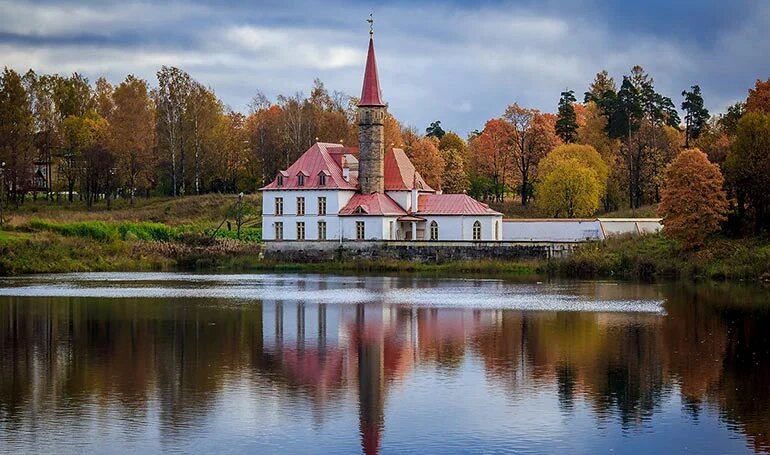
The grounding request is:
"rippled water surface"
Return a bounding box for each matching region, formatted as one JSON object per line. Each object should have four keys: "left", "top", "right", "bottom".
{"left": 1, "top": 273, "right": 769, "bottom": 454}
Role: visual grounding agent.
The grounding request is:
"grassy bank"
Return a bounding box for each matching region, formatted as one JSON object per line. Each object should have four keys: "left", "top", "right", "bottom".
{"left": 554, "top": 234, "right": 770, "bottom": 281}
{"left": 0, "top": 195, "right": 264, "bottom": 275}
{"left": 2, "top": 195, "right": 769, "bottom": 281}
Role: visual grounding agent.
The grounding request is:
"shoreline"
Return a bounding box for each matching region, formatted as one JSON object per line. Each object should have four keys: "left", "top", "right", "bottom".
{"left": 2, "top": 214, "right": 769, "bottom": 283}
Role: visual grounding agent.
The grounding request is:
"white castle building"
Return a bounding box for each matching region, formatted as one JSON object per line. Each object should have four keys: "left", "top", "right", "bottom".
{"left": 261, "top": 34, "right": 503, "bottom": 242}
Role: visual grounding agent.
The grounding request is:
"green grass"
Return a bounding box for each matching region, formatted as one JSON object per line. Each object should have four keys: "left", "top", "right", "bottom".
{"left": 27, "top": 219, "right": 183, "bottom": 242}
{"left": 554, "top": 233, "right": 770, "bottom": 281}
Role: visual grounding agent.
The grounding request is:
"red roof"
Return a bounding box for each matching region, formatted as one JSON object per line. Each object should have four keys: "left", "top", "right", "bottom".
{"left": 384, "top": 148, "right": 433, "bottom": 191}
{"left": 261, "top": 143, "right": 358, "bottom": 190}
{"left": 417, "top": 194, "right": 502, "bottom": 216}
{"left": 340, "top": 193, "right": 407, "bottom": 216}
{"left": 359, "top": 38, "right": 385, "bottom": 107}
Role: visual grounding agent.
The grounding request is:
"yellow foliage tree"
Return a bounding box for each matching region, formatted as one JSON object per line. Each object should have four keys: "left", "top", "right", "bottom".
{"left": 659, "top": 148, "right": 728, "bottom": 247}
{"left": 535, "top": 158, "right": 601, "bottom": 217}
{"left": 538, "top": 143, "right": 609, "bottom": 192}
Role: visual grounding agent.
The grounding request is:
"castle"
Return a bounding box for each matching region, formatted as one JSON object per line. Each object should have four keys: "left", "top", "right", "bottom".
{"left": 260, "top": 33, "right": 503, "bottom": 242}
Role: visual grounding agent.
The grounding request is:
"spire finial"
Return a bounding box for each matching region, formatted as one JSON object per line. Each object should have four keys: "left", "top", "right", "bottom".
{"left": 367, "top": 13, "right": 374, "bottom": 37}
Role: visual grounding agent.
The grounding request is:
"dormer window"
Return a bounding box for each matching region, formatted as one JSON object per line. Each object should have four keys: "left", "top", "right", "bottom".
{"left": 277, "top": 175, "right": 284, "bottom": 186}
{"left": 318, "top": 172, "right": 326, "bottom": 186}
{"left": 297, "top": 173, "right": 305, "bottom": 186}
{"left": 354, "top": 206, "right": 368, "bottom": 214}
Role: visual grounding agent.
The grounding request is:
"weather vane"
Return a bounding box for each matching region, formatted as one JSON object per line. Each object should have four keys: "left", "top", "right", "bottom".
{"left": 367, "top": 13, "right": 374, "bottom": 36}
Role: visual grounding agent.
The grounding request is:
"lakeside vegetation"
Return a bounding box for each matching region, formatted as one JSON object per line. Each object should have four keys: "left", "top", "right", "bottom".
{"left": 2, "top": 194, "right": 769, "bottom": 282}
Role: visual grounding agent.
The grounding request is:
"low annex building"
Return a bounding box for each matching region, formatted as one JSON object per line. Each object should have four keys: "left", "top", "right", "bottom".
{"left": 261, "top": 32, "right": 503, "bottom": 242}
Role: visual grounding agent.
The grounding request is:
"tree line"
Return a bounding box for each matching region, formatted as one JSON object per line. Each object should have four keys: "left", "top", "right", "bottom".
{"left": 2, "top": 64, "right": 770, "bottom": 239}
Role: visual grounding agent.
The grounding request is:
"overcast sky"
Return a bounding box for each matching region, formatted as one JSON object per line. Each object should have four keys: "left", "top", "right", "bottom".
{"left": 2, "top": 0, "right": 769, "bottom": 135}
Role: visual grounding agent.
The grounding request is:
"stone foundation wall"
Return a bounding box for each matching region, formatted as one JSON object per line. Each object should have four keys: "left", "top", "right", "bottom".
{"left": 263, "top": 240, "right": 580, "bottom": 263}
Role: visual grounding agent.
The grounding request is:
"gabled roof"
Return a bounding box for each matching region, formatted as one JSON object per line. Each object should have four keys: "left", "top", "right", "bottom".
{"left": 339, "top": 193, "right": 407, "bottom": 216}
{"left": 359, "top": 37, "right": 385, "bottom": 107}
{"left": 384, "top": 148, "right": 433, "bottom": 191}
{"left": 417, "top": 194, "right": 502, "bottom": 216}
{"left": 260, "top": 143, "right": 359, "bottom": 190}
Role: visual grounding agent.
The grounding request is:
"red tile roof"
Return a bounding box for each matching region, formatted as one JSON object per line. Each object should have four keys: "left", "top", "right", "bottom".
{"left": 359, "top": 38, "right": 385, "bottom": 107}
{"left": 384, "top": 148, "right": 433, "bottom": 191}
{"left": 260, "top": 143, "right": 359, "bottom": 190}
{"left": 339, "top": 193, "right": 407, "bottom": 216}
{"left": 417, "top": 194, "right": 502, "bottom": 216}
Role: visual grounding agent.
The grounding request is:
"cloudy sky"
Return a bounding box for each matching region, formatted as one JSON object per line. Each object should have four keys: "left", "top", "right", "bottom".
{"left": 2, "top": 0, "right": 769, "bottom": 134}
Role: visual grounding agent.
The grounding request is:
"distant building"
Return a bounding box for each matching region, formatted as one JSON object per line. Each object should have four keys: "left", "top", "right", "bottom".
{"left": 261, "top": 34, "right": 503, "bottom": 242}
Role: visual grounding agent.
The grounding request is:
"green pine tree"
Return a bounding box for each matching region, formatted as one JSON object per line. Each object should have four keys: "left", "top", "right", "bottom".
{"left": 555, "top": 90, "right": 578, "bottom": 143}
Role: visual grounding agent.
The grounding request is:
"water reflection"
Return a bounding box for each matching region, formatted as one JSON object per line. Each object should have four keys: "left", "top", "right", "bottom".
{"left": 0, "top": 276, "right": 769, "bottom": 454}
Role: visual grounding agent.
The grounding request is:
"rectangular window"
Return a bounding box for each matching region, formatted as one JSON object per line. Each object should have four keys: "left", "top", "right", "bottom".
{"left": 296, "top": 222, "right": 305, "bottom": 241}
{"left": 298, "top": 174, "right": 305, "bottom": 186}
{"left": 297, "top": 197, "right": 305, "bottom": 216}
{"left": 275, "top": 222, "right": 283, "bottom": 240}
{"left": 275, "top": 197, "right": 283, "bottom": 216}
{"left": 318, "top": 221, "right": 326, "bottom": 240}
{"left": 318, "top": 197, "right": 326, "bottom": 215}
{"left": 356, "top": 221, "right": 365, "bottom": 240}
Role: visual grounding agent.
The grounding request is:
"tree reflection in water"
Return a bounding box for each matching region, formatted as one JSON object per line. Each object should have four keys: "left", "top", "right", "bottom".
{"left": 0, "top": 279, "right": 769, "bottom": 454}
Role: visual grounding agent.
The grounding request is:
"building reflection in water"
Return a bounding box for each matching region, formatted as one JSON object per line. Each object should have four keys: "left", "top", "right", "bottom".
{"left": 1, "top": 279, "right": 770, "bottom": 454}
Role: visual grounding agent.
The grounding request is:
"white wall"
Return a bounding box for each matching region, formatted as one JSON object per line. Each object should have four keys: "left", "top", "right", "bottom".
{"left": 261, "top": 189, "right": 356, "bottom": 240}
{"left": 420, "top": 215, "right": 502, "bottom": 241}
{"left": 386, "top": 191, "right": 411, "bottom": 212}
{"left": 340, "top": 216, "right": 399, "bottom": 240}
{"left": 503, "top": 220, "right": 602, "bottom": 242}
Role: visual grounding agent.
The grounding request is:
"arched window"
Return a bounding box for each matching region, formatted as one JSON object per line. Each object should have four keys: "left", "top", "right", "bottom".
{"left": 297, "top": 174, "right": 305, "bottom": 186}
{"left": 430, "top": 221, "right": 439, "bottom": 241}
{"left": 472, "top": 220, "right": 482, "bottom": 241}
{"left": 318, "top": 172, "right": 326, "bottom": 186}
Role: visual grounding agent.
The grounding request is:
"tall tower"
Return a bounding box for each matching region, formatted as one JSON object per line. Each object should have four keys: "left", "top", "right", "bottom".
{"left": 357, "top": 32, "right": 386, "bottom": 194}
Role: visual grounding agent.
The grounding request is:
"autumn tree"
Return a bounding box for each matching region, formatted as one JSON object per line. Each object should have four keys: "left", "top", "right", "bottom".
{"left": 437, "top": 131, "right": 469, "bottom": 192}
{"left": 659, "top": 149, "right": 728, "bottom": 247}
{"left": 405, "top": 135, "right": 444, "bottom": 189}
{"left": 536, "top": 158, "right": 602, "bottom": 218}
{"left": 681, "top": 85, "right": 709, "bottom": 148}
{"left": 93, "top": 77, "right": 114, "bottom": 119}
{"left": 538, "top": 144, "right": 608, "bottom": 193}
{"left": 245, "top": 101, "right": 284, "bottom": 187}
{"left": 111, "top": 75, "right": 155, "bottom": 202}
{"left": 504, "top": 103, "right": 559, "bottom": 205}
{"left": 442, "top": 147, "right": 468, "bottom": 193}
{"left": 61, "top": 110, "right": 107, "bottom": 202}
{"left": 584, "top": 70, "right": 616, "bottom": 103}
{"left": 745, "top": 78, "right": 770, "bottom": 115}
{"left": 0, "top": 68, "right": 35, "bottom": 204}
{"left": 555, "top": 90, "right": 578, "bottom": 143}
{"left": 211, "top": 111, "right": 248, "bottom": 193}
{"left": 468, "top": 118, "right": 514, "bottom": 201}
{"left": 725, "top": 112, "right": 770, "bottom": 231}
{"left": 184, "top": 82, "right": 222, "bottom": 194}
{"left": 25, "top": 72, "right": 60, "bottom": 199}
{"left": 155, "top": 66, "right": 192, "bottom": 196}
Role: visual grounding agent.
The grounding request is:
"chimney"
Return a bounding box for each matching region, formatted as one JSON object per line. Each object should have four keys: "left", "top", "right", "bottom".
{"left": 342, "top": 157, "right": 350, "bottom": 182}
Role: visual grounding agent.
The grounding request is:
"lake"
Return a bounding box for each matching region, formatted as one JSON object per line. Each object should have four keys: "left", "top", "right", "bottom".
{"left": 0, "top": 273, "right": 769, "bottom": 454}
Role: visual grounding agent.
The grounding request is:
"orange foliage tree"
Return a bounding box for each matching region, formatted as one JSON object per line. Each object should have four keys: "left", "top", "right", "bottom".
{"left": 659, "top": 148, "right": 728, "bottom": 247}
{"left": 504, "top": 103, "right": 560, "bottom": 205}
{"left": 468, "top": 118, "right": 515, "bottom": 201}
{"left": 405, "top": 136, "right": 444, "bottom": 189}
{"left": 746, "top": 78, "right": 770, "bottom": 115}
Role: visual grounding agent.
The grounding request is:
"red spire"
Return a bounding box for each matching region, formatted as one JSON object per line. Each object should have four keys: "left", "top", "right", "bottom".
{"left": 359, "top": 38, "right": 385, "bottom": 107}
